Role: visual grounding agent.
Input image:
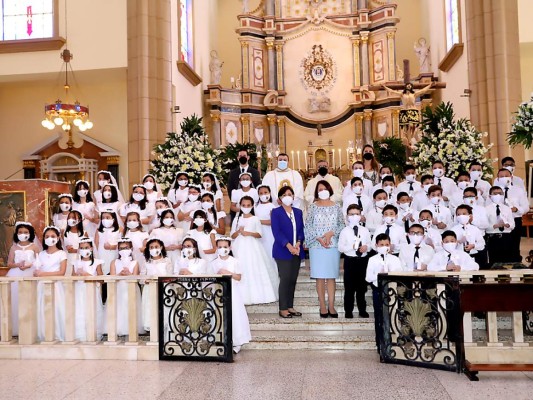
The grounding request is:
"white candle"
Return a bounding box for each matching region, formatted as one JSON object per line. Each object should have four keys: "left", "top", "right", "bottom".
{"left": 304, "top": 150, "right": 308, "bottom": 170}
{"left": 338, "top": 149, "right": 342, "bottom": 168}
{"left": 297, "top": 151, "right": 301, "bottom": 170}
{"left": 291, "top": 150, "right": 295, "bottom": 169}
{"left": 332, "top": 151, "right": 335, "bottom": 168}
{"left": 346, "top": 148, "right": 350, "bottom": 166}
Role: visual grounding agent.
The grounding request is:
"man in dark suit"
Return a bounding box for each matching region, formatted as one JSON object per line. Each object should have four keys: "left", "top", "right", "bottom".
{"left": 227, "top": 149, "right": 261, "bottom": 221}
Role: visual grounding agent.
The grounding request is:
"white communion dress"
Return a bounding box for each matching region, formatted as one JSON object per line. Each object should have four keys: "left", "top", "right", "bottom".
{"left": 254, "top": 202, "right": 276, "bottom": 259}
{"left": 96, "top": 227, "right": 122, "bottom": 275}
{"left": 63, "top": 231, "right": 84, "bottom": 276}
{"left": 150, "top": 226, "right": 184, "bottom": 266}
{"left": 141, "top": 257, "right": 173, "bottom": 331}
{"left": 113, "top": 257, "right": 144, "bottom": 336}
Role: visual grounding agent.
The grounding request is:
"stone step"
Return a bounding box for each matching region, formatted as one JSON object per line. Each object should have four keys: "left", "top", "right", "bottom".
{"left": 246, "top": 330, "right": 376, "bottom": 350}
{"left": 248, "top": 313, "right": 375, "bottom": 331}
{"left": 246, "top": 298, "right": 373, "bottom": 314}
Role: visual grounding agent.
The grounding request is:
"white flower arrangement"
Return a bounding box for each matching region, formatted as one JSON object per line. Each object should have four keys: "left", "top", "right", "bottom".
{"left": 508, "top": 93, "right": 533, "bottom": 149}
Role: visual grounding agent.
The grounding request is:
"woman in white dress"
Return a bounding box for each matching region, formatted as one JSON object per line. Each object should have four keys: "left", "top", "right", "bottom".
{"left": 63, "top": 210, "right": 87, "bottom": 276}
{"left": 122, "top": 211, "right": 149, "bottom": 273}
{"left": 175, "top": 237, "right": 208, "bottom": 275}
{"left": 187, "top": 210, "right": 217, "bottom": 262}
{"left": 97, "top": 184, "right": 123, "bottom": 222}
{"left": 230, "top": 196, "right": 278, "bottom": 305}
{"left": 141, "top": 239, "right": 173, "bottom": 331}
{"left": 201, "top": 172, "right": 224, "bottom": 211}
{"left": 52, "top": 194, "right": 73, "bottom": 234}
{"left": 231, "top": 172, "right": 259, "bottom": 215}
{"left": 142, "top": 173, "right": 163, "bottom": 204}
{"left": 200, "top": 193, "right": 226, "bottom": 235}
{"left": 255, "top": 185, "right": 276, "bottom": 260}
{"left": 149, "top": 209, "right": 183, "bottom": 265}
{"left": 167, "top": 171, "right": 190, "bottom": 210}
{"left": 210, "top": 236, "right": 251, "bottom": 353}
{"left": 72, "top": 180, "right": 99, "bottom": 238}
{"left": 6, "top": 222, "right": 39, "bottom": 336}
{"left": 95, "top": 210, "right": 122, "bottom": 275}
{"left": 110, "top": 238, "right": 143, "bottom": 336}
{"left": 148, "top": 197, "right": 173, "bottom": 233}
{"left": 72, "top": 238, "right": 105, "bottom": 341}
{"left": 119, "top": 184, "right": 156, "bottom": 232}
{"left": 93, "top": 170, "right": 125, "bottom": 205}
{"left": 177, "top": 184, "right": 202, "bottom": 232}
{"left": 33, "top": 226, "right": 67, "bottom": 341}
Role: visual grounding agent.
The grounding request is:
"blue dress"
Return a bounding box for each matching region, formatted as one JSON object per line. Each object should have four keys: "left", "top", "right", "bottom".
{"left": 304, "top": 203, "right": 345, "bottom": 279}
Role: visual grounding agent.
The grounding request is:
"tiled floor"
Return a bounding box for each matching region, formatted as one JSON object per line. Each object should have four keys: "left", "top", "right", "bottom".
{"left": 1, "top": 350, "right": 532, "bottom": 400}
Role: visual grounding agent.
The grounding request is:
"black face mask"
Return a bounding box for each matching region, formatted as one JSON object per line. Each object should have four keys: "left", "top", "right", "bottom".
{"left": 363, "top": 152, "right": 374, "bottom": 161}
{"left": 238, "top": 156, "right": 248, "bottom": 165}
{"left": 318, "top": 167, "right": 328, "bottom": 177}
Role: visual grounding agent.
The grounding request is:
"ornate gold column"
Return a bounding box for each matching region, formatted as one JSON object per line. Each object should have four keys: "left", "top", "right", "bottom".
{"left": 275, "top": 43, "right": 284, "bottom": 92}
{"left": 240, "top": 40, "right": 250, "bottom": 89}
{"left": 267, "top": 114, "right": 278, "bottom": 145}
{"left": 352, "top": 37, "right": 361, "bottom": 87}
{"left": 266, "top": 38, "right": 276, "bottom": 90}
{"left": 363, "top": 110, "right": 373, "bottom": 144}
{"left": 355, "top": 114, "right": 364, "bottom": 144}
{"left": 386, "top": 31, "right": 396, "bottom": 81}
{"left": 277, "top": 118, "right": 286, "bottom": 153}
{"left": 240, "top": 116, "right": 250, "bottom": 142}
{"left": 360, "top": 32, "right": 370, "bottom": 86}
{"left": 210, "top": 112, "right": 221, "bottom": 147}
{"left": 391, "top": 109, "right": 400, "bottom": 138}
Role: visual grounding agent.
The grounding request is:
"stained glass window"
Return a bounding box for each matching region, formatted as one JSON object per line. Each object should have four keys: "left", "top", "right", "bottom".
{"left": 0, "top": 0, "right": 54, "bottom": 41}
{"left": 179, "top": 0, "right": 193, "bottom": 66}
{"left": 445, "top": 0, "right": 460, "bottom": 51}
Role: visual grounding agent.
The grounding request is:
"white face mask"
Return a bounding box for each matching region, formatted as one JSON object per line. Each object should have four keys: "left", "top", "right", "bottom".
{"left": 149, "top": 248, "right": 161, "bottom": 257}
{"left": 18, "top": 233, "right": 30, "bottom": 242}
{"left": 278, "top": 160, "right": 288, "bottom": 170}
{"left": 383, "top": 186, "right": 394, "bottom": 194}
{"left": 399, "top": 203, "right": 410, "bottom": 211}
{"left": 79, "top": 249, "right": 92, "bottom": 258}
{"left": 202, "top": 181, "right": 212, "bottom": 189}
{"left": 419, "top": 219, "right": 431, "bottom": 229}
{"left": 77, "top": 189, "right": 88, "bottom": 197}
{"left": 430, "top": 197, "right": 441, "bottom": 205}
{"left": 102, "top": 219, "right": 114, "bottom": 228}
{"left": 241, "top": 207, "right": 253, "bottom": 215}
{"left": 352, "top": 169, "right": 364, "bottom": 178}
{"left": 163, "top": 218, "right": 174, "bottom": 227}
{"left": 126, "top": 221, "right": 139, "bottom": 230}
{"left": 103, "top": 191, "right": 112, "bottom": 200}
{"left": 443, "top": 242, "right": 457, "bottom": 253}
{"left": 423, "top": 184, "right": 432, "bottom": 193}
{"left": 352, "top": 186, "right": 363, "bottom": 195}
{"left": 470, "top": 171, "right": 482, "bottom": 181}
{"left": 347, "top": 214, "right": 361, "bottom": 227}
{"left": 383, "top": 216, "right": 396, "bottom": 225}
{"left": 98, "top": 180, "right": 108, "bottom": 188}
{"left": 318, "top": 190, "right": 330, "bottom": 200}
{"left": 504, "top": 165, "right": 515, "bottom": 174}
{"left": 376, "top": 246, "right": 389, "bottom": 255}
{"left": 240, "top": 180, "right": 251, "bottom": 188}
{"left": 281, "top": 196, "right": 293, "bottom": 206}
{"left": 201, "top": 201, "right": 213, "bottom": 210}
{"left": 178, "top": 179, "right": 188, "bottom": 187}
{"left": 132, "top": 193, "right": 145, "bottom": 202}
{"left": 463, "top": 197, "right": 476, "bottom": 207}
{"left": 45, "top": 237, "right": 58, "bottom": 247}
{"left": 188, "top": 194, "right": 199, "bottom": 202}
{"left": 217, "top": 247, "right": 230, "bottom": 257}
{"left": 405, "top": 174, "right": 416, "bottom": 183}
{"left": 259, "top": 194, "right": 271, "bottom": 203}
{"left": 194, "top": 218, "right": 205, "bottom": 227}
{"left": 456, "top": 215, "right": 470, "bottom": 225}
{"left": 59, "top": 203, "right": 71, "bottom": 212}
{"left": 409, "top": 234, "right": 424, "bottom": 245}
{"left": 375, "top": 199, "right": 387, "bottom": 209}
{"left": 182, "top": 248, "right": 195, "bottom": 258}
{"left": 67, "top": 218, "right": 78, "bottom": 227}
{"left": 119, "top": 249, "right": 132, "bottom": 258}
{"left": 498, "top": 177, "right": 511, "bottom": 188}
{"left": 433, "top": 168, "right": 444, "bottom": 178}
{"left": 491, "top": 194, "right": 503, "bottom": 204}
{"left": 457, "top": 181, "right": 469, "bottom": 191}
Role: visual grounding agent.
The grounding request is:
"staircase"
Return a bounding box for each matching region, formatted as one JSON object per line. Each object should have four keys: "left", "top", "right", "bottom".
{"left": 245, "top": 267, "right": 377, "bottom": 350}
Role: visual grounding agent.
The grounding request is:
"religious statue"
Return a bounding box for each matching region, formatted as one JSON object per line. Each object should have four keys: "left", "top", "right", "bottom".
{"left": 209, "top": 50, "right": 223, "bottom": 85}
{"left": 414, "top": 38, "right": 431, "bottom": 74}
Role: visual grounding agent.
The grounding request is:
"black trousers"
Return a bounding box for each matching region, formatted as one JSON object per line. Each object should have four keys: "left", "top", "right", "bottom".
{"left": 343, "top": 255, "right": 369, "bottom": 314}
{"left": 371, "top": 286, "right": 381, "bottom": 353}
{"left": 487, "top": 233, "right": 513, "bottom": 266}
{"left": 276, "top": 256, "right": 301, "bottom": 311}
{"left": 472, "top": 249, "right": 488, "bottom": 270}
{"left": 510, "top": 217, "right": 523, "bottom": 262}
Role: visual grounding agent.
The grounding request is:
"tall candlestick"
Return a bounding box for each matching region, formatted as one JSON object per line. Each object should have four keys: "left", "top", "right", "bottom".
{"left": 304, "top": 150, "right": 308, "bottom": 170}
{"left": 332, "top": 151, "right": 335, "bottom": 169}
{"left": 297, "top": 151, "right": 301, "bottom": 170}
{"left": 338, "top": 148, "right": 342, "bottom": 168}
{"left": 346, "top": 148, "right": 350, "bottom": 167}
{"left": 291, "top": 150, "right": 295, "bottom": 169}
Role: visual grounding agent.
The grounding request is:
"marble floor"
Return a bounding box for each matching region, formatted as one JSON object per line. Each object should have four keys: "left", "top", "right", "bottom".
{"left": 1, "top": 350, "right": 532, "bottom": 400}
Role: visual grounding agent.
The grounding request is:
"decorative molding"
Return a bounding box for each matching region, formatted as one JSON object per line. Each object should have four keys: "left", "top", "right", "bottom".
{"left": 438, "top": 43, "right": 464, "bottom": 72}
{"left": 106, "top": 156, "right": 120, "bottom": 165}
{"left": 0, "top": 37, "right": 66, "bottom": 54}
{"left": 176, "top": 61, "right": 202, "bottom": 86}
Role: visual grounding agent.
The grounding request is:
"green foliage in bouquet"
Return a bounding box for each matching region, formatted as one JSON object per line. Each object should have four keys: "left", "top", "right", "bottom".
{"left": 372, "top": 137, "right": 407, "bottom": 177}
{"left": 508, "top": 94, "right": 533, "bottom": 149}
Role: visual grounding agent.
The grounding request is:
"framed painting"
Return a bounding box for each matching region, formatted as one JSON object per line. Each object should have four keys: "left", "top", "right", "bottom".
{"left": 0, "top": 191, "right": 26, "bottom": 265}
{"left": 45, "top": 189, "right": 62, "bottom": 227}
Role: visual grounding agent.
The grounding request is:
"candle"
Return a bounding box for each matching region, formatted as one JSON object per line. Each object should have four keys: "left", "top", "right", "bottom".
{"left": 297, "top": 151, "right": 301, "bottom": 170}
{"left": 346, "top": 148, "right": 350, "bottom": 166}
{"left": 304, "top": 150, "right": 308, "bottom": 170}
{"left": 291, "top": 150, "right": 295, "bottom": 169}
{"left": 338, "top": 149, "right": 342, "bottom": 168}
{"left": 332, "top": 151, "right": 335, "bottom": 168}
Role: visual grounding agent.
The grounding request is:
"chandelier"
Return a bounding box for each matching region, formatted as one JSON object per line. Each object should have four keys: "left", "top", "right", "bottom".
{"left": 41, "top": 47, "right": 93, "bottom": 139}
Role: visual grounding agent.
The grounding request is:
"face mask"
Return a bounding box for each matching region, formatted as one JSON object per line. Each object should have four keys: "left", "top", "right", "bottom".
{"left": 98, "top": 180, "right": 108, "bottom": 188}
{"left": 126, "top": 221, "right": 139, "bottom": 230}
{"left": 201, "top": 201, "right": 213, "bottom": 210}
{"left": 259, "top": 194, "right": 271, "bottom": 203}
{"left": 318, "top": 167, "right": 328, "bottom": 177}
{"left": 202, "top": 181, "right": 212, "bottom": 189}
{"left": 18, "top": 234, "right": 30, "bottom": 242}
{"left": 456, "top": 215, "right": 470, "bottom": 225}
{"left": 383, "top": 186, "right": 394, "bottom": 194}
{"left": 430, "top": 197, "right": 441, "bottom": 205}
{"left": 119, "top": 249, "right": 132, "bottom": 258}
{"left": 163, "top": 218, "right": 174, "bottom": 227}
{"left": 419, "top": 219, "right": 431, "bottom": 229}
{"left": 363, "top": 152, "right": 373, "bottom": 161}
{"left": 433, "top": 168, "right": 444, "bottom": 178}
{"left": 409, "top": 234, "right": 424, "bottom": 245}
{"left": 498, "top": 177, "right": 511, "bottom": 188}
{"left": 443, "top": 242, "right": 457, "bottom": 253}
{"left": 463, "top": 197, "right": 476, "bottom": 207}
{"left": 375, "top": 199, "right": 387, "bottom": 209}
{"left": 376, "top": 246, "right": 389, "bottom": 255}
{"left": 102, "top": 219, "right": 114, "bottom": 228}
{"left": 383, "top": 216, "right": 396, "bottom": 225}
{"left": 457, "top": 181, "right": 469, "bottom": 191}
{"left": 278, "top": 160, "right": 288, "bottom": 170}
{"left": 423, "top": 184, "right": 432, "bottom": 193}
{"left": 45, "top": 237, "right": 58, "bottom": 247}
{"left": 399, "top": 203, "right": 410, "bottom": 211}
{"left": 132, "top": 193, "right": 145, "bottom": 202}
{"left": 188, "top": 194, "right": 199, "bottom": 202}
{"left": 240, "top": 180, "right": 251, "bottom": 188}
{"left": 347, "top": 214, "right": 361, "bottom": 227}
{"left": 217, "top": 247, "right": 230, "bottom": 257}
{"left": 103, "top": 191, "right": 112, "bottom": 200}
{"left": 238, "top": 156, "right": 248, "bottom": 165}
{"left": 77, "top": 190, "right": 88, "bottom": 197}
{"left": 79, "top": 249, "right": 92, "bottom": 258}
{"left": 491, "top": 194, "right": 503, "bottom": 204}
{"left": 144, "top": 181, "right": 155, "bottom": 191}
{"left": 59, "top": 203, "right": 71, "bottom": 212}
{"left": 318, "top": 190, "right": 330, "bottom": 200}
{"left": 504, "top": 165, "right": 515, "bottom": 174}
{"left": 405, "top": 174, "right": 416, "bottom": 183}
{"left": 182, "top": 248, "right": 195, "bottom": 258}
{"left": 470, "top": 171, "right": 482, "bottom": 181}
{"left": 194, "top": 218, "right": 205, "bottom": 227}
{"left": 352, "top": 186, "right": 363, "bottom": 195}
{"left": 178, "top": 179, "right": 188, "bottom": 187}
{"left": 241, "top": 207, "right": 253, "bottom": 215}
{"left": 67, "top": 218, "right": 78, "bottom": 227}
{"left": 149, "top": 248, "right": 161, "bottom": 257}
{"left": 281, "top": 196, "right": 293, "bottom": 206}
{"left": 353, "top": 169, "right": 364, "bottom": 178}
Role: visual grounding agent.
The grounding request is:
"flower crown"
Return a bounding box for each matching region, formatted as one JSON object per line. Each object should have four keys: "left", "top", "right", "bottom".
{"left": 176, "top": 171, "right": 189, "bottom": 177}
{"left": 156, "top": 196, "right": 169, "bottom": 203}
{"left": 43, "top": 225, "right": 61, "bottom": 234}
{"left": 58, "top": 193, "right": 73, "bottom": 199}
{"left": 99, "top": 208, "right": 117, "bottom": 215}
{"left": 239, "top": 171, "right": 252, "bottom": 179}
{"left": 142, "top": 173, "right": 157, "bottom": 182}
{"left": 75, "top": 180, "right": 90, "bottom": 186}
{"left": 256, "top": 184, "right": 270, "bottom": 191}
{"left": 118, "top": 237, "right": 133, "bottom": 244}
{"left": 188, "top": 184, "right": 202, "bottom": 191}
{"left": 132, "top": 184, "right": 146, "bottom": 190}
{"left": 97, "top": 170, "right": 111, "bottom": 176}
{"left": 159, "top": 207, "right": 174, "bottom": 215}
{"left": 15, "top": 221, "right": 33, "bottom": 227}
{"left": 79, "top": 237, "right": 94, "bottom": 245}
{"left": 215, "top": 235, "right": 232, "bottom": 243}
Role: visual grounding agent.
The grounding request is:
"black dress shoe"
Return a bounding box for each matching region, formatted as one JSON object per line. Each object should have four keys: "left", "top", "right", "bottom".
{"left": 328, "top": 309, "right": 338, "bottom": 318}
{"left": 289, "top": 310, "right": 302, "bottom": 317}
{"left": 345, "top": 312, "right": 354, "bottom": 319}
{"left": 359, "top": 311, "right": 370, "bottom": 318}
{"left": 279, "top": 311, "right": 292, "bottom": 319}
{"left": 320, "top": 310, "right": 329, "bottom": 318}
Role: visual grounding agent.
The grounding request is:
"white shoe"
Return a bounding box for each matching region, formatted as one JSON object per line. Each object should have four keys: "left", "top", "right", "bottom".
{"left": 233, "top": 345, "right": 241, "bottom": 354}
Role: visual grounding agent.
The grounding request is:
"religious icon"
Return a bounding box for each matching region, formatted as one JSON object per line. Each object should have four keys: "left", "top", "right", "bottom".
{"left": 0, "top": 191, "right": 26, "bottom": 264}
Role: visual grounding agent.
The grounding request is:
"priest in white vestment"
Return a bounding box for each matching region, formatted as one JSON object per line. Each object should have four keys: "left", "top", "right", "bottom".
{"left": 262, "top": 153, "right": 305, "bottom": 209}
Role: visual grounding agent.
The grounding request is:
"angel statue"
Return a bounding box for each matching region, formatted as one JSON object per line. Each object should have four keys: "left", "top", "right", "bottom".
{"left": 209, "top": 50, "right": 224, "bottom": 85}
{"left": 414, "top": 38, "right": 431, "bottom": 74}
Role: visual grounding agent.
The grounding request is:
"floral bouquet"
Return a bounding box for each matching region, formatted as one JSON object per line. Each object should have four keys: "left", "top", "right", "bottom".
{"left": 508, "top": 93, "right": 533, "bottom": 149}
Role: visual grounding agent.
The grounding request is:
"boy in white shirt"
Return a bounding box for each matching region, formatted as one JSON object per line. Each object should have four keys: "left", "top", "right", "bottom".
{"left": 342, "top": 177, "right": 373, "bottom": 217}
{"left": 469, "top": 161, "right": 491, "bottom": 201}
{"left": 343, "top": 161, "right": 374, "bottom": 198}
{"left": 501, "top": 156, "right": 526, "bottom": 191}
{"left": 338, "top": 204, "right": 372, "bottom": 318}
{"left": 371, "top": 204, "right": 408, "bottom": 255}
{"left": 366, "top": 189, "right": 388, "bottom": 235}
{"left": 399, "top": 224, "right": 435, "bottom": 271}
{"left": 426, "top": 185, "right": 452, "bottom": 232}
{"left": 411, "top": 174, "right": 434, "bottom": 211}
{"left": 451, "top": 205, "right": 487, "bottom": 269}
{"left": 380, "top": 176, "right": 398, "bottom": 204}
{"left": 397, "top": 165, "right": 421, "bottom": 198}
{"left": 372, "top": 165, "right": 394, "bottom": 193}
{"left": 485, "top": 186, "right": 515, "bottom": 266}
{"left": 418, "top": 209, "right": 443, "bottom": 251}
{"left": 427, "top": 231, "right": 479, "bottom": 272}
{"left": 432, "top": 160, "right": 457, "bottom": 201}
{"left": 396, "top": 191, "right": 416, "bottom": 232}
{"left": 450, "top": 172, "right": 484, "bottom": 211}
{"left": 461, "top": 188, "right": 490, "bottom": 232}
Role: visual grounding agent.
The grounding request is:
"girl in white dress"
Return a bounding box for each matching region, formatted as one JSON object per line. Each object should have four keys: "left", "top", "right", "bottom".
{"left": 63, "top": 210, "right": 87, "bottom": 276}
{"left": 120, "top": 184, "right": 156, "bottom": 232}
{"left": 141, "top": 239, "right": 173, "bottom": 331}
{"left": 33, "top": 226, "right": 67, "bottom": 341}
{"left": 110, "top": 238, "right": 144, "bottom": 336}
{"left": 255, "top": 185, "right": 276, "bottom": 259}
{"left": 72, "top": 238, "right": 105, "bottom": 341}
{"left": 122, "top": 211, "right": 149, "bottom": 273}
{"left": 95, "top": 210, "right": 122, "bottom": 275}
{"left": 201, "top": 172, "right": 224, "bottom": 211}
{"left": 52, "top": 194, "right": 73, "bottom": 234}
{"left": 200, "top": 192, "right": 226, "bottom": 235}
{"left": 167, "top": 171, "right": 190, "bottom": 210}
{"left": 231, "top": 172, "right": 259, "bottom": 215}
{"left": 93, "top": 170, "right": 125, "bottom": 205}
{"left": 148, "top": 197, "right": 173, "bottom": 233}
{"left": 177, "top": 184, "right": 202, "bottom": 232}
{"left": 231, "top": 196, "right": 278, "bottom": 305}
{"left": 210, "top": 236, "right": 251, "bottom": 353}
{"left": 142, "top": 173, "right": 163, "bottom": 204}
{"left": 6, "top": 222, "right": 39, "bottom": 336}
{"left": 187, "top": 210, "right": 217, "bottom": 262}
{"left": 150, "top": 208, "right": 184, "bottom": 265}
{"left": 175, "top": 237, "right": 208, "bottom": 275}
{"left": 97, "top": 184, "right": 123, "bottom": 221}
{"left": 72, "top": 180, "right": 99, "bottom": 238}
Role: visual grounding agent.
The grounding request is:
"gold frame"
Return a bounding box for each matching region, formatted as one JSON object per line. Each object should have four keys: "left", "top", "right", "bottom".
{"left": 44, "top": 189, "right": 62, "bottom": 227}
{"left": 0, "top": 190, "right": 27, "bottom": 265}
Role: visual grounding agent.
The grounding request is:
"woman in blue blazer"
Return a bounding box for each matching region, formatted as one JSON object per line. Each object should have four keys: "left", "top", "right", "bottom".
{"left": 271, "top": 186, "right": 305, "bottom": 318}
